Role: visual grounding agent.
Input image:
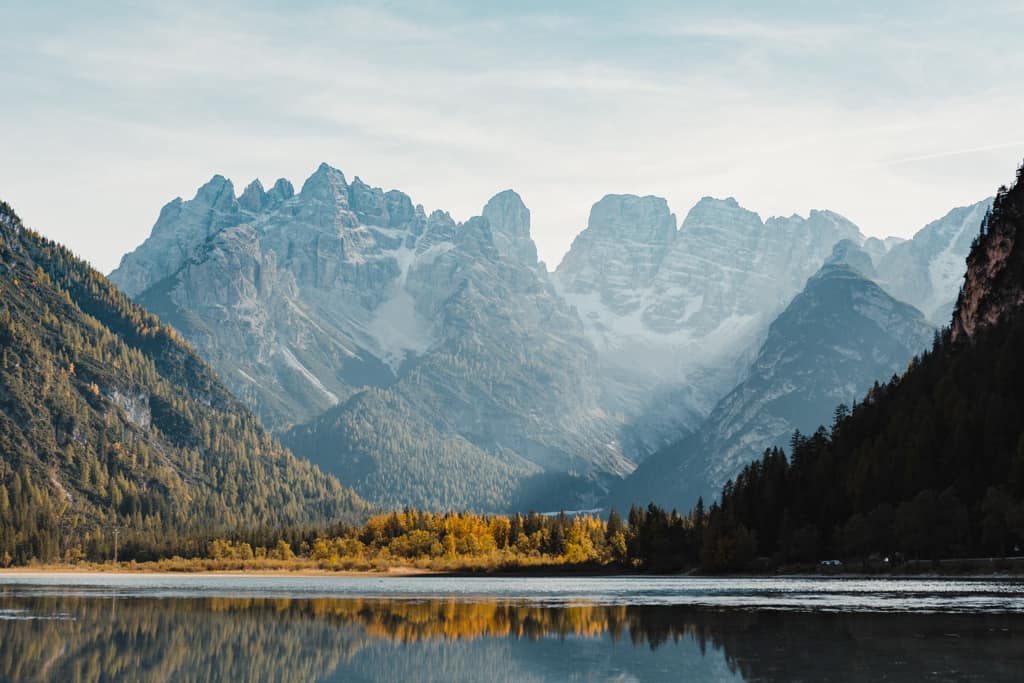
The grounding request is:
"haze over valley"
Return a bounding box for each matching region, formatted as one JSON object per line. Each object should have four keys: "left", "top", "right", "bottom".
{"left": 104, "top": 164, "right": 991, "bottom": 512}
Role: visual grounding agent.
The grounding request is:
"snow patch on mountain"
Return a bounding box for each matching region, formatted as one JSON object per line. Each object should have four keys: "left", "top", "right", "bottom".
{"left": 555, "top": 194, "right": 864, "bottom": 454}
{"left": 876, "top": 199, "right": 992, "bottom": 324}
{"left": 364, "top": 245, "right": 433, "bottom": 370}
{"left": 279, "top": 346, "right": 340, "bottom": 404}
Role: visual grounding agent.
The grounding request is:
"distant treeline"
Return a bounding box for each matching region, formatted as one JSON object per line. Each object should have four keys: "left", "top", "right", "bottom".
{"left": 112, "top": 310, "right": 1024, "bottom": 573}
{"left": 6, "top": 313, "right": 1024, "bottom": 572}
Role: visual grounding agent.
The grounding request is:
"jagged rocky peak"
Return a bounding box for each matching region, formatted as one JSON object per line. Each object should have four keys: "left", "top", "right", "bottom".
{"left": 953, "top": 166, "right": 1024, "bottom": 342}
{"left": 827, "top": 239, "right": 878, "bottom": 279}
{"left": 299, "top": 162, "right": 348, "bottom": 197}
{"left": 195, "top": 174, "right": 237, "bottom": 209}
{"left": 385, "top": 189, "right": 419, "bottom": 231}
{"left": 109, "top": 173, "right": 244, "bottom": 297}
{"left": 681, "top": 196, "right": 761, "bottom": 237}
{"left": 455, "top": 215, "right": 499, "bottom": 259}
{"left": 555, "top": 194, "right": 676, "bottom": 306}
{"left": 268, "top": 178, "right": 295, "bottom": 203}
{"left": 807, "top": 208, "right": 859, "bottom": 227}
{"left": 295, "top": 162, "right": 355, "bottom": 227}
{"left": 587, "top": 194, "right": 677, "bottom": 242}
{"left": 483, "top": 190, "right": 537, "bottom": 264}
{"left": 241, "top": 177, "right": 294, "bottom": 213}
{"left": 802, "top": 210, "right": 864, "bottom": 247}
{"left": 239, "top": 179, "right": 267, "bottom": 213}
{"left": 348, "top": 176, "right": 390, "bottom": 227}
{"left": 417, "top": 209, "right": 458, "bottom": 253}
{"left": 113, "top": 162, "right": 432, "bottom": 298}
{"left": 875, "top": 197, "right": 992, "bottom": 324}
{"left": 761, "top": 210, "right": 864, "bottom": 263}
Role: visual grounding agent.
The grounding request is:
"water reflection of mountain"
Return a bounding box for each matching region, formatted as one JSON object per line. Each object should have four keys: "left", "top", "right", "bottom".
{"left": 0, "top": 594, "right": 1020, "bottom": 682}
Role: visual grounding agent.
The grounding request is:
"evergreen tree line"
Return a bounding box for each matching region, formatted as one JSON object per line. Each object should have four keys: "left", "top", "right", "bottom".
{"left": 0, "top": 200, "right": 366, "bottom": 565}
{"left": 688, "top": 323, "right": 1024, "bottom": 571}
{"left": 687, "top": 166, "right": 1024, "bottom": 571}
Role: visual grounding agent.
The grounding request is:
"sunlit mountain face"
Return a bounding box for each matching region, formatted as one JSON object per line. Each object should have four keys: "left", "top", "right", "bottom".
{"left": 107, "top": 163, "right": 988, "bottom": 512}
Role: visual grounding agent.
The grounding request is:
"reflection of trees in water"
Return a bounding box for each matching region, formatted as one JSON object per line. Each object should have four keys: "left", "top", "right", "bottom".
{"left": 0, "top": 596, "right": 715, "bottom": 682}
{"left": 701, "top": 610, "right": 1024, "bottom": 682}
{"left": 1, "top": 595, "right": 1021, "bottom": 682}
{"left": 0, "top": 595, "right": 363, "bottom": 682}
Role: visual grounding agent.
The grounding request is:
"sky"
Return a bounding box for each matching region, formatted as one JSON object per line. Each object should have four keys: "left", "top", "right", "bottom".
{"left": 3, "top": 1, "right": 1024, "bottom": 273}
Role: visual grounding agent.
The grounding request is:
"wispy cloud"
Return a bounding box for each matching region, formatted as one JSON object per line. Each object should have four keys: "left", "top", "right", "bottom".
{"left": 650, "top": 18, "right": 855, "bottom": 47}
{"left": 2, "top": 1, "right": 1024, "bottom": 272}
{"left": 865, "top": 141, "right": 1024, "bottom": 168}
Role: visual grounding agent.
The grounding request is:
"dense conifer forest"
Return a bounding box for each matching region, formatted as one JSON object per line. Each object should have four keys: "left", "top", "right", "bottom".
{"left": 0, "top": 200, "right": 366, "bottom": 565}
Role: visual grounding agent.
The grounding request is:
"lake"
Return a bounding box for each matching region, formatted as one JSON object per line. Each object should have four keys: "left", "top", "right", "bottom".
{"left": 0, "top": 574, "right": 1021, "bottom": 681}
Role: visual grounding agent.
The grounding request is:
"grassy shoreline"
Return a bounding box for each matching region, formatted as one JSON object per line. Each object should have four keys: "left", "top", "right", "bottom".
{"left": 1, "top": 559, "right": 1022, "bottom": 579}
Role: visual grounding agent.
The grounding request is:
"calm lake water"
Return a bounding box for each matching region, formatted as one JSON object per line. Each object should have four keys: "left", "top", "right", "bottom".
{"left": 0, "top": 574, "right": 1022, "bottom": 682}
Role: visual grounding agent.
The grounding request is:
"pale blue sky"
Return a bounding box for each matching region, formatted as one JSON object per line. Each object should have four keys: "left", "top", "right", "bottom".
{"left": 3, "top": 1, "right": 1024, "bottom": 272}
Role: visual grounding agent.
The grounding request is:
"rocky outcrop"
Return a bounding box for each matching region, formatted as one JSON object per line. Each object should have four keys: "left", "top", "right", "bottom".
{"left": 555, "top": 195, "right": 676, "bottom": 312}
{"left": 826, "top": 239, "right": 878, "bottom": 279}
{"left": 110, "top": 175, "right": 243, "bottom": 297}
{"left": 482, "top": 190, "right": 537, "bottom": 265}
{"left": 875, "top": 199, "right": 992, "bottom": 324}
{"left": 953, "top": 168, "right": 1024, "bottom": 342}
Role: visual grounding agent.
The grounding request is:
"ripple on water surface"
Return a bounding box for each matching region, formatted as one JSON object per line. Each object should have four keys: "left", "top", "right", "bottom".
{"left": 0, "top": 574, "right": 1022, "bottom": 613}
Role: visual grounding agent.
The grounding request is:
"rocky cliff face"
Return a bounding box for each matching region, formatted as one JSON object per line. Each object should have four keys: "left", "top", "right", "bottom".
{"left": 953, "top": 168, "right": 1024, "bottom": 342}
{"left": 112, "top": 164, "right": 622, "bottom": 510}
{"left": 875, "top": 199, "right": 993, "bottom": 324}
{"left": 117, "top": 164, "right": 432, "bottom": 428}
{"left": 110, "top": 175, "right": 293, "bottom": 298}
{"left": 554, "top": 196, "right": 863, "bottom": 453}
{"left": 482, "top": 190, "right": 538, "bottom": 265}
{"left": 614, "top": 249, "right": 934, "bottom": 510}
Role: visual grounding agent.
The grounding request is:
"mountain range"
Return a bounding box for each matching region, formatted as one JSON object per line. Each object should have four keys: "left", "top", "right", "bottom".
{"left": 553, "top": 195, "right": 865, "bottom": 455}
{"left": 614, "top": 243, "right": 935, "bottom": 511}
{"left": 108, "top": 163, "right": 992, "bottom": 511}
{"left": 112, "top": 167, "right": 621, "bottom": 510}
{"left": 695, "top": 163, "right": 1024, "bottom": 568}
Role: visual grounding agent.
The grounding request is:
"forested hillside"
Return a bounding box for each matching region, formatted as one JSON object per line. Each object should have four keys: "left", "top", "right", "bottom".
{"left": 0, "top": 200, "right": 366, "bottom": 564}
{"left": 691, "top": 167, "right": 1024, "bottom": 570}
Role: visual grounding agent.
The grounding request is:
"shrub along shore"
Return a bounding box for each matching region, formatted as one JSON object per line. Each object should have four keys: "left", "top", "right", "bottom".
{"left": 4, "top": 504, "right": 1023, "bottom": 576}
